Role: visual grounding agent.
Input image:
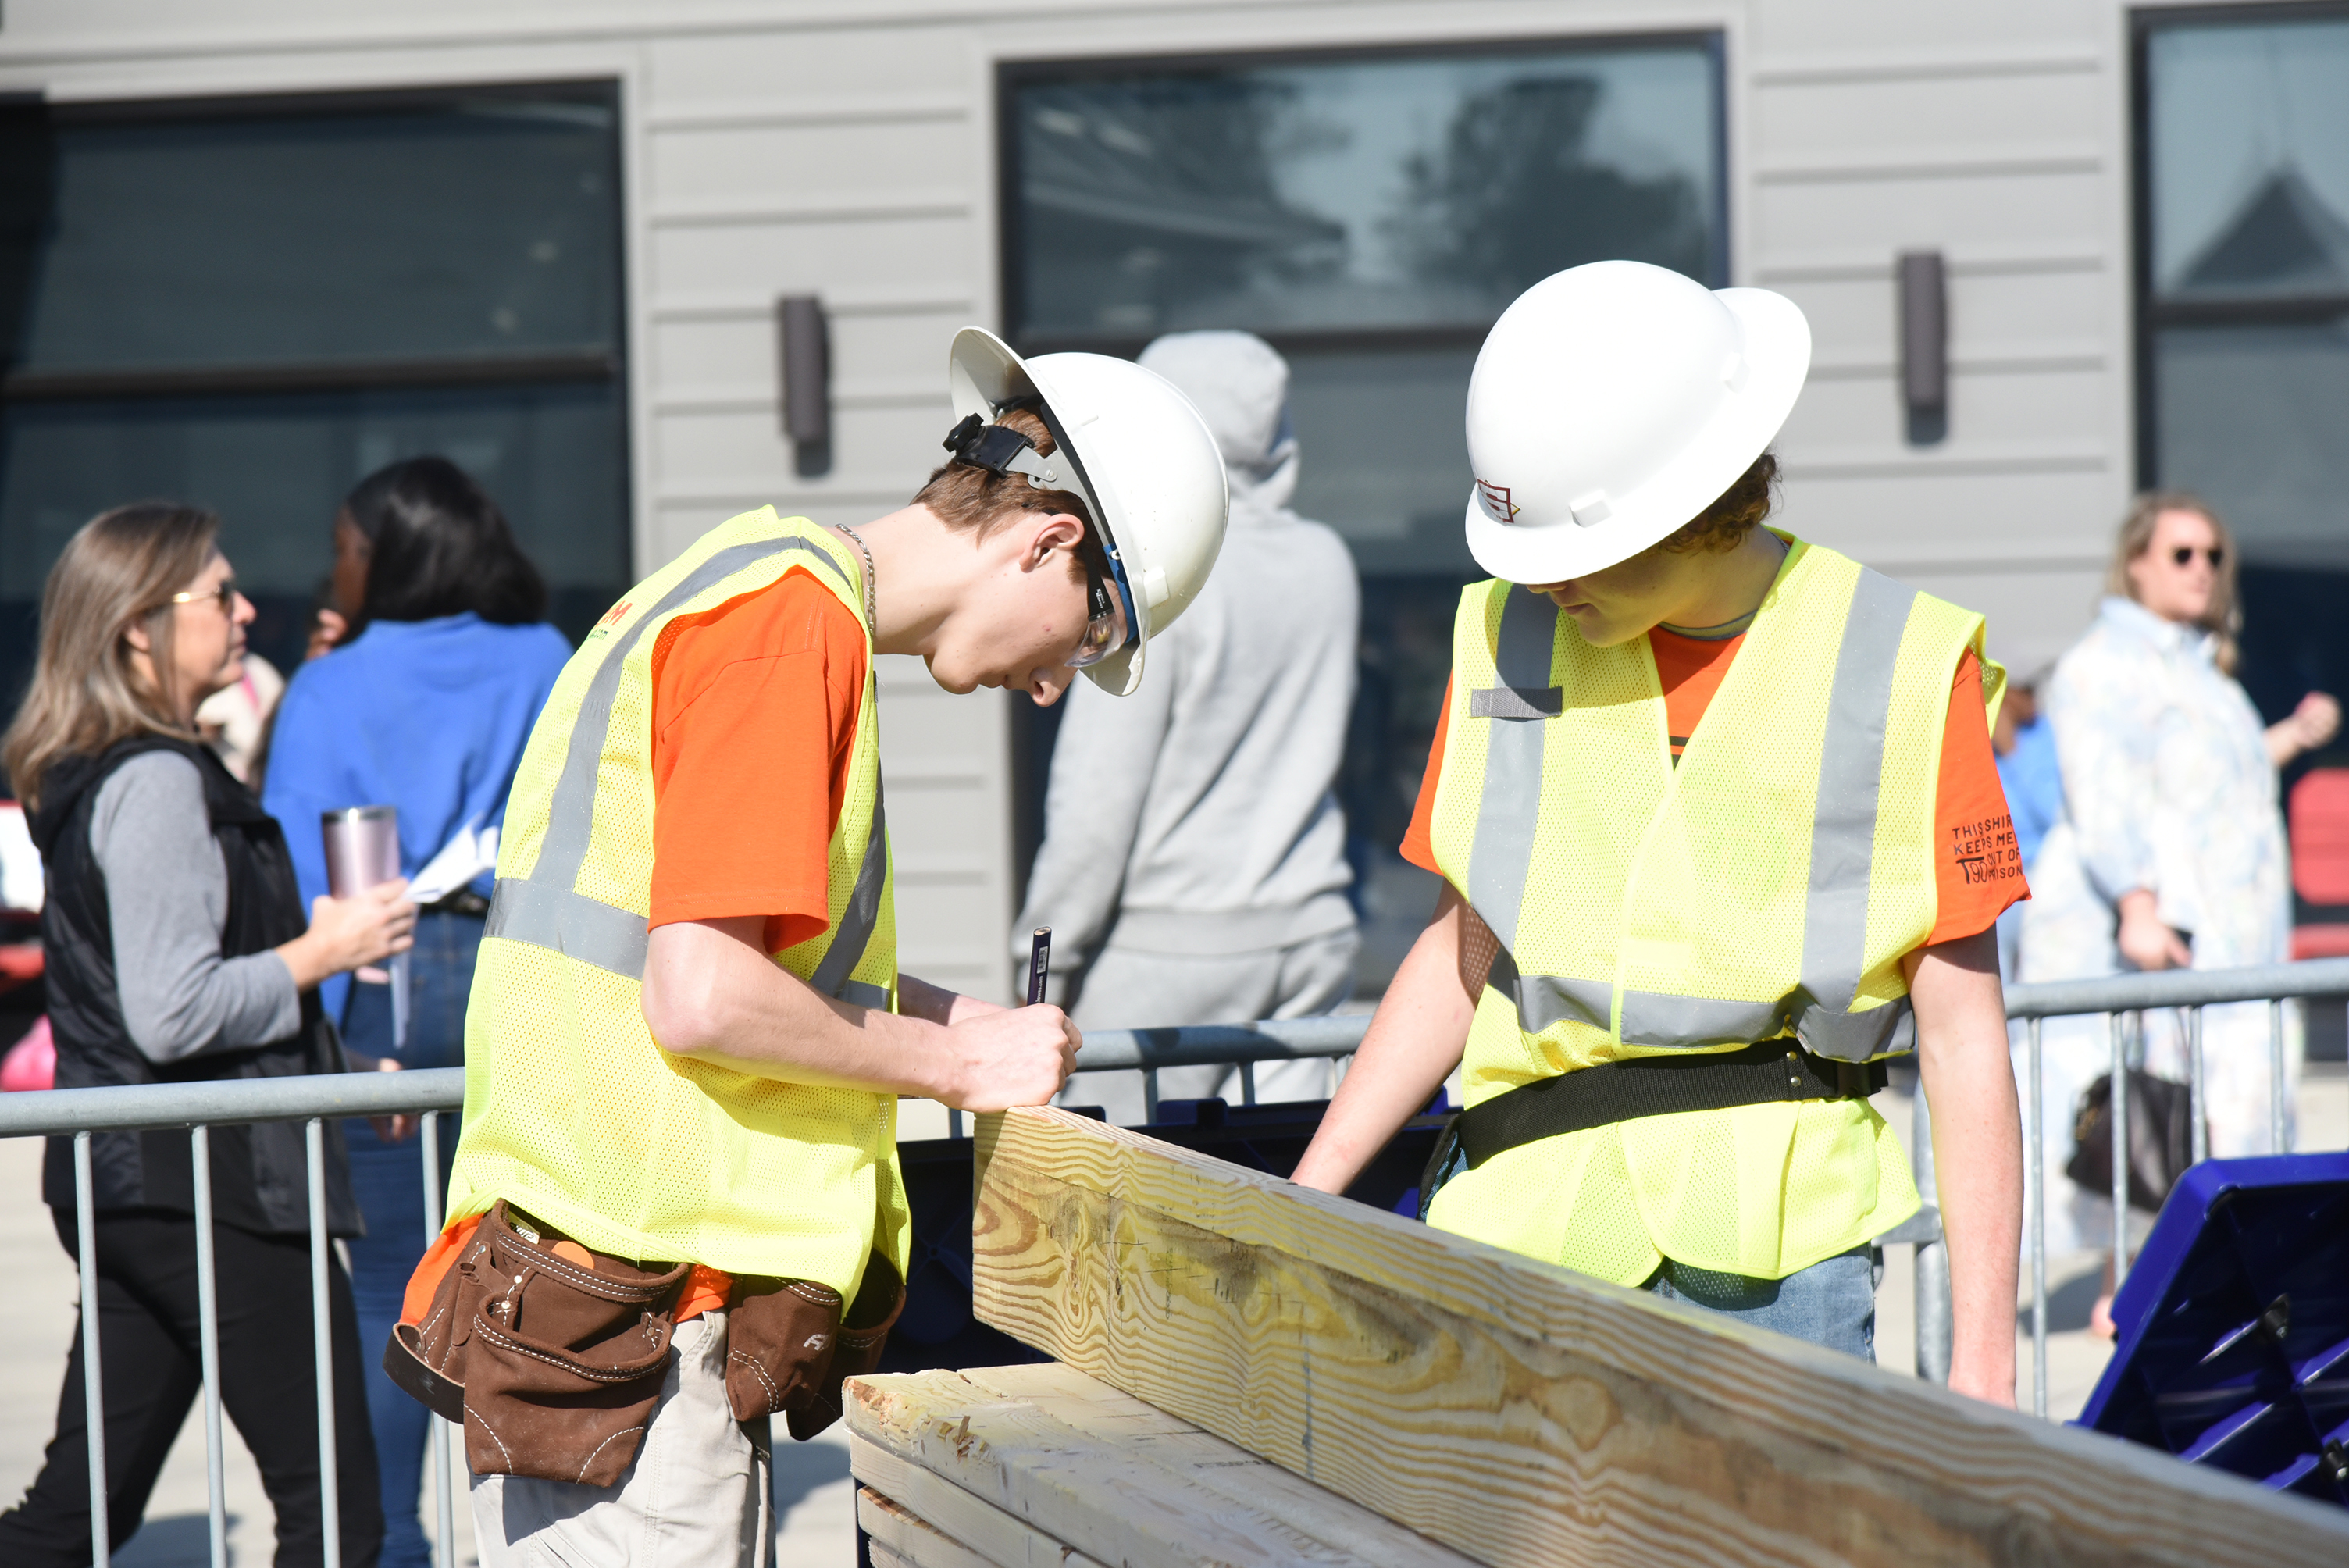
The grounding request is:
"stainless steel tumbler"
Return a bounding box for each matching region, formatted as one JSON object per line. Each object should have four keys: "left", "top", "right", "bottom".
{"left": 321, "top": 805, "right": 408, "bottom": 1049}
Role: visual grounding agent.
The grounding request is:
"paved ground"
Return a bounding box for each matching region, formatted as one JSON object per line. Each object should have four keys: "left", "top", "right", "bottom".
{"left": 2, "top": 1064, "right": 2341, "bottom": 1563}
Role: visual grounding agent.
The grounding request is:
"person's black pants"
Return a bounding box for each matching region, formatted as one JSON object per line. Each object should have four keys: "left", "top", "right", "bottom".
{"left": 0, "top": 1208, "right": 383, "bottom": 1567}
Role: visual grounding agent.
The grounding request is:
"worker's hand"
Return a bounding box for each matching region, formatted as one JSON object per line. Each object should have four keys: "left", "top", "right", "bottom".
{"left": 2115, "top": 889, "right": 2190, "bottom": 972}
{"left": 936, "top": 1003, "right": 1080, "bottom": 1111}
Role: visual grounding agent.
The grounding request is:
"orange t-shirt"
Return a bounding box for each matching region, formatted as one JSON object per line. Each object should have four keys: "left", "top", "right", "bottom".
{"left": 646, "top": 565, "right": 869, "bottom": 952}
{"left": 1399, "top": 631, "right": 2026, "bottom": 947}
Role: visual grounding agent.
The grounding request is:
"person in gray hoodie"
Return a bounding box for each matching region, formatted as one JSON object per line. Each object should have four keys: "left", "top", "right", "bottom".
{"left": 1017, "top": 330, "right": 1359, "bottom": 1122}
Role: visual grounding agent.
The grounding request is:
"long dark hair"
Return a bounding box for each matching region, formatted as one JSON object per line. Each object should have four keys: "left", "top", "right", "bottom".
{"left": 345, "top": 457, "right": 546, "bottom": 628}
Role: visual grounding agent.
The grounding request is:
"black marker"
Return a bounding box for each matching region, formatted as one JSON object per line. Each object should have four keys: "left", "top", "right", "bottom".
{"left": 1026, "top": 926, "right": 1052, "bottom": 1006}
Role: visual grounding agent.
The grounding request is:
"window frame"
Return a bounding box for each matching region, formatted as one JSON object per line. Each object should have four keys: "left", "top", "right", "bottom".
{"left": 0, "top": 77, "right": 629, "bottom": 407}
{"left": 2129, "top": 1, "right": 2349, "bottom": 488}
{"left": 994, "top": 29, "right": 1731, "bottom": 360}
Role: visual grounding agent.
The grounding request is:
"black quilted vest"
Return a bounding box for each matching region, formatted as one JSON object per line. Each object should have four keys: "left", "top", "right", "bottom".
{"left": 27, "top": 736, "right": 361, "bottom": 1237}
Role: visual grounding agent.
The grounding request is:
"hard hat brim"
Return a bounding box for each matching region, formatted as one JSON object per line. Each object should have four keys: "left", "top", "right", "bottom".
{"left": 1461, "top": 285, "right": 1812, "bottom": 585}
{"left": 947, "top": 326, "right": 1149, "bottom": 697}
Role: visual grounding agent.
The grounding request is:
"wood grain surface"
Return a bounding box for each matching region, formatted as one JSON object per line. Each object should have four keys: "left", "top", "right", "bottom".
{"left": 969, "top": 1104, "right": 2349, "bottom": 1568}
{"left": 847, "top": 1363, "right": 1477, "bottom": 1568}
{"left": 857, "top": 1485, "right": 1045, "bottom": 1568}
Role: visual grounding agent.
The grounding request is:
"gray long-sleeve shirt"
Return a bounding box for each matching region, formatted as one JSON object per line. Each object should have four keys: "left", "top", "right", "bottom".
{"left": 90, "top": 750, "right": 302, "bottom": 1062}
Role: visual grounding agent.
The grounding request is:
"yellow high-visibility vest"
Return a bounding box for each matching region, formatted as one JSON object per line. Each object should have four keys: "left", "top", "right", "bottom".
{"left": 1422, "top": 533, "right": 2001, "bottom": 1285}
{"left": 445, "top": 508, "right": 906, "bottom": 1297}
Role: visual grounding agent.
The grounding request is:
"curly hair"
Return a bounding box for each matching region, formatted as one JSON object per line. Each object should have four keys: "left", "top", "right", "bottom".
{"left": 1661, "top": 451, "right": 1778, "bottom": 554}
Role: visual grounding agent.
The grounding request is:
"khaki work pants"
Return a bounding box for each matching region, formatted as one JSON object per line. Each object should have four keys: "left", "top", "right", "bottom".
{"left": 469, "top": 1309, "right": 774, "bottom": 1568}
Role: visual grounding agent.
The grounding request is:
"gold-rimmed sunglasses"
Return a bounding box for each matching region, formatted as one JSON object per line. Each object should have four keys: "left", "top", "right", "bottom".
{"left": 160, "top": 579, "right": 241, "bottom": 615}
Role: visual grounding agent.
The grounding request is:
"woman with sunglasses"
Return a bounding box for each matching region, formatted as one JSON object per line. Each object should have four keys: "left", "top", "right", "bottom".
{"left": 0, "top": 504, "right": 414, "bottom": 1566}
{"left": 2018, "top": 494, "right": 2337, "bottom": 1333}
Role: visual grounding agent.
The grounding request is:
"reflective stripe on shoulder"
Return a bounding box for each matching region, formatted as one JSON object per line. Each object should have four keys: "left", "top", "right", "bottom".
{"left": 1465, "top": 586, "right": 1558, "bottom": 956}
{"left": 490, "top": 533, "right": 868, "bottom": 986}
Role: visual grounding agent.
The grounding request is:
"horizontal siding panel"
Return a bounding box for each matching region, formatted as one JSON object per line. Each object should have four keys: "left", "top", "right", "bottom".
{"left": 1784, "top": 365, "right": 2110, "bottom": 450}
{"left": 1781, "top": 269, "right": 2113, "bottom": 364}
{"left": 646, "top": 27, "right": 975, "bottom": 102}
{"left": 1752, "top": 71, "right": 2102, "bottom": 155}
{"left": 649, "top": 123, "right": 976, "bottom": 205}
{"left": 1754, "top": 170, "right": 2105, "bottom": 258}
{"left": 650, "top": 213, "right": 976, "bottom": 296}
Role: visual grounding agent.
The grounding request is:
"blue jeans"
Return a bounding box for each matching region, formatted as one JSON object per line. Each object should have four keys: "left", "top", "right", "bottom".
{"left": 1643, "top": 1245, "right": 1879, "bottom": 1361}
{"left": 342, "top": 909, "right": 480, "bottom": 1568}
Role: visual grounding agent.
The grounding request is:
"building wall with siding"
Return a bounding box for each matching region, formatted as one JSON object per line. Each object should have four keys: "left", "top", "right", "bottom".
{"left": 0, "top": 0, "right": 2233, "bottom": 998}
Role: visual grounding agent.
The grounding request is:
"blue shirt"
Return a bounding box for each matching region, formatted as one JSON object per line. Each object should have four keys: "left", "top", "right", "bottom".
{"left": 262, "top": 614, "right": 572, "bottom": 1018}
{"left": 1997, "top": 714, "right": 2065, "bottom": 871}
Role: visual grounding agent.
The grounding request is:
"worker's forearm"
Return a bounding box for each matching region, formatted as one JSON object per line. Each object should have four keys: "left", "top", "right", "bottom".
{"left": 1910, "top": 929, "right": 2022, "bottom": 1406}
{"left": 1291, "top": 889, "right": 1476, "bottom": 1194}
{"left": 643, "top": 917, "right": 961, "bottom": 1100}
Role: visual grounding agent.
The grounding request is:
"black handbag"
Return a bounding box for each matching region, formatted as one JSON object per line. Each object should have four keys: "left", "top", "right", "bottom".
{"left": 2066, "top": 1070, "right": 2194, "bottom": 1213}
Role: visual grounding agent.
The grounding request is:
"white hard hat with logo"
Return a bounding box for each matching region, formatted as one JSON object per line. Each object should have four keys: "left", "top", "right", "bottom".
{"left": 946, "top": 327, "right": 1229, "bottom": 695}
{"left": 1463, "top": 260, "right": 1812, "bottom": 584}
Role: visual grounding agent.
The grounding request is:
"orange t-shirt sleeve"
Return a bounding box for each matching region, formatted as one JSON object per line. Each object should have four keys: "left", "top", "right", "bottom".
{"left": 1398, "top": 673, "right": 1454, "bottom": 875}
{"left": 1926, "top": 649, "right": 2029, "bottom": 946}
{"left": 647, "top": 567, "right": 868, "bottom": 954}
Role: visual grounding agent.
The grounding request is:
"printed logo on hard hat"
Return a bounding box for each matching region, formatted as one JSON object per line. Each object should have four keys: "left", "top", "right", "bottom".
{"left": 1474, "top": 479, "right": 1520, "bottom": 525}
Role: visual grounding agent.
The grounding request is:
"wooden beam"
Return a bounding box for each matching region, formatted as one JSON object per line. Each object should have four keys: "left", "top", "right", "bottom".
{"left": 971, "top": 1105, "right": 2349, "bottom": 1568}
{"left": 847, "top": 1362, "right": 1477, "bottom": 1567}
{"left": 850, "top": 1431, "right": 1107, "bottom": 1568}
{"left": 857, "top": 1485, "right": 1059, "bottom": 1568}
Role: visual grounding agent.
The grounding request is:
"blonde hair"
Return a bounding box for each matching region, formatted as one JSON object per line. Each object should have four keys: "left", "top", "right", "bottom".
{"left": 2, "top": 504, "right": 222, "bottom": 813}
{"left": 2106, "top": 491, "right": 2240, "bottom": 673}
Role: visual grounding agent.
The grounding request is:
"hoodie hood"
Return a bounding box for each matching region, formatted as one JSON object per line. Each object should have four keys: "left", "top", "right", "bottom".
{"left": 1137, "top": 330, "right": 1298, "bottom": 525}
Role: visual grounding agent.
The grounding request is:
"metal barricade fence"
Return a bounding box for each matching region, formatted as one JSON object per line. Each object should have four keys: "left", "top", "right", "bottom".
{"left": 1, "top": 959, "right": 2344, "bottom": 1567}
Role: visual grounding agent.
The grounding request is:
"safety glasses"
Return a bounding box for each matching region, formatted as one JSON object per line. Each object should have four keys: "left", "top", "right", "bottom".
{"left": 1069, "top": 557, "right": 1131, "bottom": 669}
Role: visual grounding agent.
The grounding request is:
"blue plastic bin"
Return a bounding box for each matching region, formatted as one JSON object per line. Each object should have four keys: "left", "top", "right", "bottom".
{"left": 2076, "top": 1151, "right": 2349, "bottom": 1507}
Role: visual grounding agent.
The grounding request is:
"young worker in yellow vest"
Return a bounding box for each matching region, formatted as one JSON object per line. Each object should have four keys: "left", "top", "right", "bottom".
{"left": 1292, "top": 262, "right": 2026, "bottom": 1405}
{"left": 386, "top": 329, "right": 1228, "bottom": 1565}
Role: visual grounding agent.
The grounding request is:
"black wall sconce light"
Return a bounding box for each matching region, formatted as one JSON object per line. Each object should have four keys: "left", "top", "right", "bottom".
{"left": 1898, "top": 251, "right": 1948, "bottom": 447}
{"left": 779, "top": 294, "right": 831, "bottom": 477}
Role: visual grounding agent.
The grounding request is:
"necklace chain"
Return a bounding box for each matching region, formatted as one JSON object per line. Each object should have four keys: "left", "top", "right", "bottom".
{"left": 838, "top": 524, "right": 878, "bottom": 639}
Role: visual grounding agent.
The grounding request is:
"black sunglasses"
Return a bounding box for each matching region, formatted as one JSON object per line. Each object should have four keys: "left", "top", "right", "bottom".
{"left": 2170, "top": 545, "right": 2224, "bottom": 568}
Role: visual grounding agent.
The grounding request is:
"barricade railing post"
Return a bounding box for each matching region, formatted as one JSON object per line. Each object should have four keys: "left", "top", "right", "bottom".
{"left": 1143, "top": 1067, "right": 1160, "bottom": 1124}
{"left": 191, "top": 1124, "right": 228, "bottom": 1568}
{"left": 2269, "top": 997, "right": 2287, "bottom": 1154}
{"left": 73, "top": 1130, "right": 107, "bottom": 1568}
{"left": 307, "top": 1117, "right": 340, "bottom": 1568}
{"left": 2026, "top": 1017, "right": 2047, "bottom": 1420}
{"left": 2109, "top": 1012, "right": 2130, "bottom": 1283}
{"left": 2188, "top": 1007, "right": 2207, "bottom": 1168}
{"left": 1239, "top": 1061, "right": 1257, "bottom": 1106}
{"left": 421, "top": 1110, "right": 456, "bottom": 1568}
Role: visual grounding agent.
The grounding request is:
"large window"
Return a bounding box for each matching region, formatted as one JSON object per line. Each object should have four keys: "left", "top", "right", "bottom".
{"left": 0, "top": 82, "right": 630, "bottom": 697}
{"left": 2136, "top": 7, "right": 2349, "bottom": 729}
{"left": 1000, "top": 37, "right": 1725, "bottom": 975}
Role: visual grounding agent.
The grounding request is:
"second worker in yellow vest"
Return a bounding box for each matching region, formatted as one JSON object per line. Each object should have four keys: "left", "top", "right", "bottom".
{"left": 1292, "top": 262, "right": 2026, "bottom": 1407}
{"left": 416, "top": 329, "right": 1232, "bottom": 1568}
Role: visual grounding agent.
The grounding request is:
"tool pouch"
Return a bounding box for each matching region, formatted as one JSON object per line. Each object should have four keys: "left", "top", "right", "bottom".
{"left": 723, "top": 1252, "right": 905, "bottom": 1440}
{"left": 384, "top": 1201, "right": 688, "bottom": 1487}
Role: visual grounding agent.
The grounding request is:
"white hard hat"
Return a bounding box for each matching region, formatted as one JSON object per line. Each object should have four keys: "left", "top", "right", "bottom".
{"left": 1463, "top": 260, "right": 1811, "bottom": 584}
{"left": 947, "top": 327, "right": 1229, "bottom": 695}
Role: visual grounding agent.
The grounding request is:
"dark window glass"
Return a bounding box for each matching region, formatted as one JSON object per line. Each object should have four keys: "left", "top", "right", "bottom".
{"left": 0, "top": 84, "right": 627, "bottom": 701}
{"left": 1002, "top": 40, "right": 1725, "bottom": 982}
{"left": 20, "top": 98, "right": 619, "bottom": 372}
{"left": 2139, "top": 12, "right": 2349, "bottom": 775}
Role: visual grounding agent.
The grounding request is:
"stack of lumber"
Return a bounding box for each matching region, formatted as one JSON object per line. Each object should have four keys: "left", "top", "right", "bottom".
{"left": 845, "top": 1106, "right": 2349, "bottom": 1567}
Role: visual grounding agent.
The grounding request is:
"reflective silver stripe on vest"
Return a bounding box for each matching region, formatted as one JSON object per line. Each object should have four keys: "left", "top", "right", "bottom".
{"left": 1465, "top": 587, "right": 1558, "bottom": 957}
{"left": 809, "top": 777, "right": 888, "bottom": 1000}
{"left": 1470, "top": 685, "right": 1563, "bottom": 720}
{"left": 1789, "top": 566, "right": 1917, "bottom": 1062}
{"left": 1470, "top": 565, "right": 1920, "bottom": 1057}
{"left": 488, "top": 534, "right": 875, "bottom": 986}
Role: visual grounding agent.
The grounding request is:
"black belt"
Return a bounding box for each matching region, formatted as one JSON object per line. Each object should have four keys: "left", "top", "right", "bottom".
{"left": 1453, "top": 1040, "right": 1888, "bottom": 1171}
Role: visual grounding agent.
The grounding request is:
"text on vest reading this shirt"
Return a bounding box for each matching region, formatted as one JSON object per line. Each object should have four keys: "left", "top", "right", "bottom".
{"left": 647, "top": 565, "right": 869, "bottom": 954}
{"left": 1400, "top": 635, "right": 2027, "bottom": 948}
